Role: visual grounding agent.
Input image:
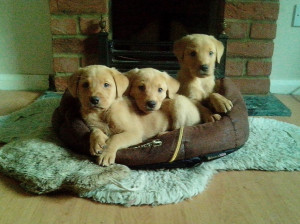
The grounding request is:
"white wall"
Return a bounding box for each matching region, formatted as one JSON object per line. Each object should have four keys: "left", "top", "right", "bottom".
{"left": 271, "top": 0, "right": 300, "bottom": 95}
{"left": 0, "top": 0, "right": 52, "bottom": 90}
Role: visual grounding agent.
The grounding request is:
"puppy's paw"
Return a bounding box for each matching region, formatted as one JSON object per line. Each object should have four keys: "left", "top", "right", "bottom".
{"left": 214, "top": 98, "right": 233, "bottom": 113}
{"left": 202, "top": 113, "right": 221, "bottom": 123}
{"left": 90, "top": 130, "right": 108, "bottom": 156}
{"left": 212, "top": 113, "right": 222, "bottom": 121}
{"left": 96, "top": 150, "right": 117, "bottom": 167}
{"left": 210, "top": 94, "right": 233, "bottom": 113}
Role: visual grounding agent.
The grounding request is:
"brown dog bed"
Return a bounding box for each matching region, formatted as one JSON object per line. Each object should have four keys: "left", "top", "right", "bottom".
{"left": 52, "top": 78, "right": 249, "bottom": 168}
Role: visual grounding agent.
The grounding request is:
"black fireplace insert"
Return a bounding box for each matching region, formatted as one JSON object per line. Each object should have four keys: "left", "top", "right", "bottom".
{"left": 98, "top": 0, "right": 227, "bottom": 78}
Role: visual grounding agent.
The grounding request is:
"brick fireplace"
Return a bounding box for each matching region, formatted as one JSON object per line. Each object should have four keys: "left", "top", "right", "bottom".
{"left": 49, "top": 0, "right": 279, "bottom": 95}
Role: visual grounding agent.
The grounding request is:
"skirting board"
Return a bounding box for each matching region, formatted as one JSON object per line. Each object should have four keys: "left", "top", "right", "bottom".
{"left": 271, "top": 79, "right": 300, "bottom": 95}
{"left": 0, "top": 74, "right": 49, "bottom": 90}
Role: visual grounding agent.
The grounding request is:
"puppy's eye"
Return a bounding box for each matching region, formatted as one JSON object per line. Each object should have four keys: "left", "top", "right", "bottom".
{"left": 190, "top": 51, "right": 196, "bottom": 57}
{"left": 82, "top": 82, "right": 89, "bottom": 89}
{"left": 209, "top": 51, "right": 214, "bottom": 56}
{"left": 158, "top": 88, "right": 163, "bottom": 93}
{"left": 104, "top": 83, "right": 110, "bottom": 88}
{"left": 138, "top": 85, "right": 145, "bottom": 91}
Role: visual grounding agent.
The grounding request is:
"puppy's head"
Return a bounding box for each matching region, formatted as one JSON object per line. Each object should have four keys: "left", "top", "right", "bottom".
{"left": 173, "top": 34, "right": 224, "bottom": 78}
{"left": 125, "top": 68, "right": 179, "bottom": 113}
{"left": 68, "top": 65, "right": 129, "bottom": 111}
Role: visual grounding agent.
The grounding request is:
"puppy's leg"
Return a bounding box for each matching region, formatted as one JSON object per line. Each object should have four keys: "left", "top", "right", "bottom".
{"left": 97, "top": 131, "right": 143, "bottom": 166}
{"left": 211, "top": 80, "right": 233, "bottom": 113}
{"left": 209, "top": 93, "right": 233, "bottom": 113}
{"left": 169, "top": 95, "right": 201, "bottom": 129}
{"left": 90, "top": 128, "right": 109, "bottom": 156}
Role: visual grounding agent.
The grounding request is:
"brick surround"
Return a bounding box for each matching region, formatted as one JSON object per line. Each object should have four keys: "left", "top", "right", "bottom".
{"left": 49, "top": 0, "right": 279, "bottom": 94}
{"left": 224, "top": 0, "right": 279, "bottom": 94}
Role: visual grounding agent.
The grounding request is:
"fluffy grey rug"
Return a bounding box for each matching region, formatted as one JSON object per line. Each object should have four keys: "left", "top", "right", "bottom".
{"left": 0, "top": 95, "right": 299, "bottom": 206}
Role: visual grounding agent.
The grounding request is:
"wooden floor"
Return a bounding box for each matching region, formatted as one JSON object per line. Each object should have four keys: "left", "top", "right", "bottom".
{"left": 0, "top": 91, "right": 299, "bottom": 224}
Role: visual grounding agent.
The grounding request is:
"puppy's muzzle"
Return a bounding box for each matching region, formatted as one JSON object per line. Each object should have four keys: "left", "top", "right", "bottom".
{"left": 146, "top": 100, "right": 157, "bottom": 111}
{"left": 200, "top": 65, "right": 209, "bottom": 72}
{"left": 90, "top": 96, "right": 100, "bottom": 105}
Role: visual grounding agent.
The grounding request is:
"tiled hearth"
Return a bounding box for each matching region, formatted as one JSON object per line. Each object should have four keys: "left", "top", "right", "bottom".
{"left": 49, "top": 0, "right": 290, "bottom": 116}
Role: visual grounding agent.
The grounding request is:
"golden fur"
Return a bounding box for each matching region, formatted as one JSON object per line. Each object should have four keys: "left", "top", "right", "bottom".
{"left": 125, "top": 68, "right": 201, "bottom": 130}
{"left": 173, "top": 34, "right": 233, "bottom": 122}
{"left": 68, "top": 65, "right": 188, "bottom": 166}
{"left": 125, "top": 68, "right": 179, "bottom": 114}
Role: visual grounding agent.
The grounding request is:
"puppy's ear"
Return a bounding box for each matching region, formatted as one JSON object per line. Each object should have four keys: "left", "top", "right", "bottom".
{"left": 162, "top": 72, "right": 180, "bottom": 99}
{"left": 111, "top": 68, "right": 129, "bottom": 98}
{"left": 68, "top": 69, "right": 83, "bottom": 98}
{"left": 173, "top": 36, "right": 189, "bottom": 63}
{"left": 124, "top": 68, "right": 139, "bottom": 83}
{"left": 210, "top": 36, "right": 224, "bottom": 63}
{"left": 123, "top": 68, "right": 139, "bottom": 95}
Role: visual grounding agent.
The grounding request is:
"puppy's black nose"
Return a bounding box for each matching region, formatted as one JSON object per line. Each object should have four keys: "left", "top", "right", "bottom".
{"left": 146, "top": 101, "right": 156, "bottom": 109}
{"left": 90, "top": 96, "right": 100, "bottom": 105}
{"left": 200, "top": 65, "right": 209, "bottom": 72}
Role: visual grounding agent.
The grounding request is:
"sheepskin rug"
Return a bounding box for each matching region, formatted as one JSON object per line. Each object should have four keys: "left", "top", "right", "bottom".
{"left": 0, "top": 94, "right": 299, "bottom": 206}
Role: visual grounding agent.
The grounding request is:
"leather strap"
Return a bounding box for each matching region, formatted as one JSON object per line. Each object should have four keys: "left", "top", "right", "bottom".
{"left": 169, "top": 127, "right": 184, "bottom": 163}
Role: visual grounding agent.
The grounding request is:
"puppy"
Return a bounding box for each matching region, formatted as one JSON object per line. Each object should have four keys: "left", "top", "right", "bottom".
{"left": 173, "top": 34, "right": 233, "bottom": 122}
{"left": 68, "top": 65, "right": 179, "bottom": 166}
{"left": 125, "top": 68, "right": 201, "bottom": 129}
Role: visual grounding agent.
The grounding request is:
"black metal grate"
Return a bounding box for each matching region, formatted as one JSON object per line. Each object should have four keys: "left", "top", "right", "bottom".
{"left": 98, "top": 32, "right": 227, "bottom": 78}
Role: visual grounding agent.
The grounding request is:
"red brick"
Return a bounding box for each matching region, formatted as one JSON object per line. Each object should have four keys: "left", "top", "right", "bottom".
{"left": 80, "top": 17, "right": 101, "bottom": 34}
{"left": 225, "top": 59, "right": 245, "bottom": 77}
{"left": 227, "top": 41, "right": 274, "bottom": 58}
{"left": 247, "top": 60, "right": 272, "bottom": 76}
{"left": 49, "top": 0, "right": 59, "bottom": 13}
{"left": 54, "top": 76, "right": 69, "bottom": 92}
{"left": 51, "top": 18, "right": 77, "bottom": 35}
{"left": 53, "top": 57, "right": 80, "bottom": 73}
{"left": 52, "top": 37, "right": 98, "bottom": 54}
{"left": 50, "top": 0, "right": 108, "bottom": 14}
{"left": 225, "top": 22, "right": 249, "bottom": 39}
{"left": 53, "top": 38, "right": 83, "bottom": 53}
{"left": 231, "top": 78, "right": 270, "bottom": 94}
{"left": 250, "top": 23, "right": 277, "bottom": 39}
{"left": 225, "top": 2, "right": 279, "bottom": 21}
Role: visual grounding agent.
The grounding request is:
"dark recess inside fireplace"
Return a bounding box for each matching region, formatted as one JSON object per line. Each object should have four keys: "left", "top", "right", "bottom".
{"left": 99, "top": 0, "right": 227, "bottom": 77}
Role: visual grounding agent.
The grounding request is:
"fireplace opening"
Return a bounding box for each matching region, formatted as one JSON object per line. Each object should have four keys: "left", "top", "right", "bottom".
{"left": 111, "top": 0, "right": 220, "bottom": 43}
{"left": 98, "top": 0, "right": 226, "bottom": 76}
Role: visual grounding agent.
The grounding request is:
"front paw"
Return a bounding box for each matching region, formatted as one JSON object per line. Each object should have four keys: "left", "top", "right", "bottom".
{"left": 202, "top": 113, "right": 221, "bottom": 123}
{"left": 215, "top": 99, "right": 233, "bottom": 113}
{"left": 96, "top": 150, "right": 116, "bottom": 167}
{"left": 210, "top": 94, "right": 233, "bottom": 113}
{"left": 90, "top": 131, "right": 108, "bottom": 156}
{"left": 90, "top": 141, "right": 106, "bottom": 156}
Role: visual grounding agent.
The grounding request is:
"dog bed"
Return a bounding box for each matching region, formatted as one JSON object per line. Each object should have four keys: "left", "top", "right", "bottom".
{"left": 52, "top": 78, "right": 249, "bottom": 168}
